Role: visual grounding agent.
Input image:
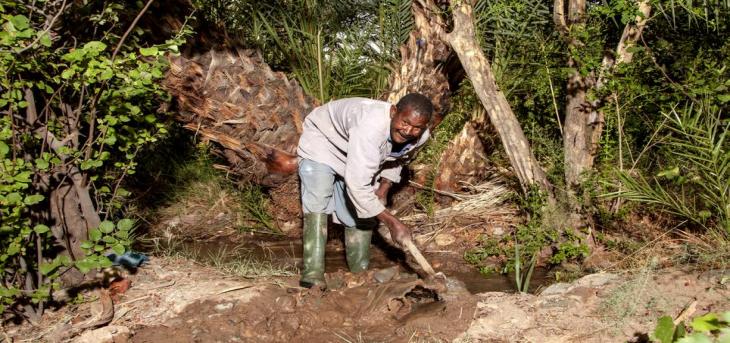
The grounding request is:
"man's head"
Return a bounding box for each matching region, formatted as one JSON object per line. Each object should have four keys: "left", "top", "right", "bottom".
{"left": 389, "top": 93, "right": 434, "bottom": 144}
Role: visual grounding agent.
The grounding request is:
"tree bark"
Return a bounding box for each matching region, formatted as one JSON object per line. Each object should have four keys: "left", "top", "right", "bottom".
{"left": 443, "top": 0, "right": 551, "bottom": 193}
{"left": 386, "top": 0, "right": 451, "bottom": 125}
{"left": 557, "top": 0, "right": 651, "bottom": 189}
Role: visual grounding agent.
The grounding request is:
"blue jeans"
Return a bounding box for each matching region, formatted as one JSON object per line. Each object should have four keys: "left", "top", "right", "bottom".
{"left": 299, "top": 159, "right": 377, "bottom": 229}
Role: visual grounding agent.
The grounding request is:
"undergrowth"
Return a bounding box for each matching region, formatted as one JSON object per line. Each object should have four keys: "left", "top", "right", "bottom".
{"left": 132, "top": 132, "right": 279, "bottom": 236}
{"left": 464, "top": 187, "right": 590, "bottom": 285}
{"left": 144, "top": 237, "right": 294, "bottom": 278}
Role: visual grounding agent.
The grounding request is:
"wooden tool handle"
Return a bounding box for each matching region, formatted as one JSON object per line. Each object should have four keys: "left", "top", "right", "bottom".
{"left": 403, "top": 239, "right": 436, "bottom": 276}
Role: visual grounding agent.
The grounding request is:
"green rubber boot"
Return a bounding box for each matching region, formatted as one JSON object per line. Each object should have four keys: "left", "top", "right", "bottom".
{"left": 345, "top": 226, "right": 372, "bottom": 273}
{"left": 300, "top": 213, "right": 328, "bottom": 288}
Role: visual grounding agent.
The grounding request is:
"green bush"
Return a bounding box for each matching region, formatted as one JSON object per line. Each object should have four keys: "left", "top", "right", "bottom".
{"left": 610, "top": 102, "right": 729, "bottom": 235}
{"left": 0, "top": 1, "right": 190, "bottom": 317}
{"left": 652, "top": 311, "right": 730, "bottom": 343}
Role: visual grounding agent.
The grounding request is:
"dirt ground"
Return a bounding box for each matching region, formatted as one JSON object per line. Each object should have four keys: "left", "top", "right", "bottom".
{"left": 2, "top": 248, "right": 727, "bottom": 343}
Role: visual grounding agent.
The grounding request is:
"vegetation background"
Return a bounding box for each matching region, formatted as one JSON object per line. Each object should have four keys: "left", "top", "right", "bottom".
{"left": 0, "top": 0, "right": 727, "bottom": 339}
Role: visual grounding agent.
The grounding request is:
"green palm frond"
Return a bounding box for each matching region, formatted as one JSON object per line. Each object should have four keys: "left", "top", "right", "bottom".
{"left": 609, "top": 102, "right": 730, "bottom": 234}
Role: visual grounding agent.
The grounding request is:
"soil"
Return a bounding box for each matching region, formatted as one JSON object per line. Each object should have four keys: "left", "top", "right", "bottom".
{"left": 2, "top": 236, "right": 728, "bottom": 343}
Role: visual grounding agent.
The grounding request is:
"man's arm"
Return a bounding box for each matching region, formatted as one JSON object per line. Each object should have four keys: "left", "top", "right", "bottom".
{"left": 373, "top": 178, "right": 413, "bottom": 245}
{"left": 374, "top": 178, "right": 392, "bottom": 204}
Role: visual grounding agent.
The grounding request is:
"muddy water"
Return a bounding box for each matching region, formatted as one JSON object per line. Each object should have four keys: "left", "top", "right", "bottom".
{"left": 176, "top": 235, "right": 552, "bottom": 294}
{"left": 134, "top": 236, "right": 556, "bottom": 342}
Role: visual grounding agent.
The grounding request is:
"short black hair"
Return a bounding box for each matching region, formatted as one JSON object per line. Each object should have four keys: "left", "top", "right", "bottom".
{"left": 396, "top": 93, "right": 434, "bottom": 120}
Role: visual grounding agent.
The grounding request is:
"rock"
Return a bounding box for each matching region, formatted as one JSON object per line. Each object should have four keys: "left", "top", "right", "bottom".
{"left": 539, "top": 282, "right": 571, "bottom": 296}
{"left": 373, "top": 266, "right": 400, "bottom": 283}
{"left": 73, "top": 325, "right": 130, "bottom": 343}
{"left": 434, "top": 233, "right": 456, "bottom": 246}
{"left": 489, "top": 226, "right": 505, "bottom": 236}
{"left": 214, "top": 302, "right": 234, "bottom": 312}
{"left": 572, "top": 272, "right": 619, "bottom": 288}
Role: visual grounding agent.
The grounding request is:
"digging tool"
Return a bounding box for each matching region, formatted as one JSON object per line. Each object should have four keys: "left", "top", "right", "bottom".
{"left": 377, "top": 226, "right": 442, "bottom": 279}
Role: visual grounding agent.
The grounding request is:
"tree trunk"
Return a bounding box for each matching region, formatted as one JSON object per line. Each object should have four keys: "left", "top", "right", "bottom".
{"left": 443, "top": 0, "right": 551, "bottom": 194}
{"left": 556, "top": 0, "right": 651, "bottom": 189}
{"left": 386, "top": 0, "right": 451, "bottom": 125}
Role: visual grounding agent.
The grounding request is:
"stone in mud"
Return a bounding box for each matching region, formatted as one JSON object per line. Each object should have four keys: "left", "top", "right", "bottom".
{"left": 73, "top": 325, "right": 130, "bottom": 343}
{"left": 214, "top": 302, "right": 234, "bottom": 312}
{"left": 374, "top": 266, "right": 400, "bottom": 283}
{"left": 572, "top": 272, "right": 618, "bottom": 288}
{"left": 539, "top": 282, "right": 572, "bottom": 296}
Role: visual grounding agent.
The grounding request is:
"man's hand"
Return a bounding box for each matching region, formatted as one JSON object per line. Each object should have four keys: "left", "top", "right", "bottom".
{"left": 374, "top": 178, "right": 392, "bottom": 205}
{"left": 376, "top": 210, "right": 412, "bottom": 246}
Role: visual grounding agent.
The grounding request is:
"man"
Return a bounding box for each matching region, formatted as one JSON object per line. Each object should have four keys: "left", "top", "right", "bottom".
{"left": 297, "top": 93, "right": 434, "bottom": 288}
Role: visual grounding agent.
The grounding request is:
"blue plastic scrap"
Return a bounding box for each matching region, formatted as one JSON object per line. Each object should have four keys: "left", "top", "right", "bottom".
{"left": 106, "top": 251, "right": 149, "bottom": 268}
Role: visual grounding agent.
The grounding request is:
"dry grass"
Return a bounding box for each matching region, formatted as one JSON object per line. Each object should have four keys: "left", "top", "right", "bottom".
{"left": 400, "top": 178, "right": 519, "bottom": 245}
{"left": 143, "top": 236, "right": 294, "bottom": 279}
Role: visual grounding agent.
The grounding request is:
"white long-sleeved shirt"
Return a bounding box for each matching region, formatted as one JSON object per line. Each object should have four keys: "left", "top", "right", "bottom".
{"left": 297, "top": 98, "right": 430, "bottom": 219}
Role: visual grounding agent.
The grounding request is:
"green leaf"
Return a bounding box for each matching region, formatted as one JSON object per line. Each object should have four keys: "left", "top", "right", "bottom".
{"left": 75, "top": 259, "right": 96, "bottom": 274}
{"left": 117, "top": 218, "right": 134, "bottom": 231}
{"left": 99, "top": 220, "right": 115, "bottom": 234}
{"left": 10, "top": 15, "right": 30, "bottom": 30}
{"left": 89, "top": 228, "right": 102, "bottom": 241}
{"left": 0, "top": 141, "right": 8, "bottom": 158}
{"left": 35, "top": 158, "right": 49, "bottom": 170}
{"left": 139, "top": 46, "right": 159, "bottom": 56}
{"left": 83, "top": 41, "right": 107, "bottom": 54}
{"left": 677, "top": 333, "right": 713, "bottom": 343}
{"left": 62, "top": 49, "right": 84, "bottom": 62}
{"left": 39, "top": 32, "right": 52, "bottom": 47}
{"left": 718, "top": 94, "right": 730, "bottom": 103}
{"left": 81, "top": 160, "right": 92, "bottom": 170}
{"left": 653, "top": 316, "right": 675, "bottom": 343}
{"left": 102, "top": 236, "right": 117, "bottom": 244}
{"left": 61, "top": 68, "right": 75, "bottom": 79}
{"left": 112, "top": 244, "right": 125, "bottom": 255}
{"left": 692, "top": 313, "right": 722, "bottom": 332}
{"left": 33, "top": 224, "right": 50, "bottom": 234}
{"left": 80, "top": 241, "right": 94, "bottom": 249}
{"left": 23, "top": 194, "right": 45, "bottom": 205}
{"left": 6, "top": 193, "right": 22, "bottom": 204}
{"left": 39, "top": 262, "right": 57, "bottom": 276}
{"left": 100, "top": 68, "right": 113, "bottom": 80}
{"left": 657, "top": 167, "right": 680, "bottom": 179}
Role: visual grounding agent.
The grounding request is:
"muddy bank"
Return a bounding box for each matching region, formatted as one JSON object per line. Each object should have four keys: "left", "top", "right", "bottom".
{"left": 4, "top": 253, "right": 727, "bottom": 343}
{"left": 133, "top": 268, "right": 477, "bottom": 342}
{"left": 154, "top": 235, "right": 553, "bottom": 294}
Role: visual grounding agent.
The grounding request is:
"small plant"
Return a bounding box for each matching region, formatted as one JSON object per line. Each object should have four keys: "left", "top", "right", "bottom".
{"left": 514, "top": 239, "right": 538, "bottom": 293}
{"left": 465, "top": 185, "right": 590, "bottom": 290}
{"left": 652, "top": 311, "right": 730, "bottom": 343}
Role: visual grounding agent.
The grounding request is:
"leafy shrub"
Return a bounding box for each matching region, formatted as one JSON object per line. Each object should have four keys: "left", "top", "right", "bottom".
{"left": 653, "top": 311, "right": 730, "bottom": 343}
{"left": 0, "top": 1, "right": 189, "bottom": 318}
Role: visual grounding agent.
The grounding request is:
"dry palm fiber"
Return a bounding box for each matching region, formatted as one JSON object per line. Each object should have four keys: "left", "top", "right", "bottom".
{"left": 402, "top": 178, "right": 517, "bottom": 233}
{"left": 164, "top": 48, "right": 316, "bottom": 187}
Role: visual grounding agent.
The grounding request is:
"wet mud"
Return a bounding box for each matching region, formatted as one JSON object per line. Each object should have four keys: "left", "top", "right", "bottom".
{"left": 132, "top": 236, "right": 554, "bottom": 342}
{"left": 132, "top": 267, "right": 478, "bottom": 342}
{"left": 172, "top": 235, "right": 551, "bottom": 294}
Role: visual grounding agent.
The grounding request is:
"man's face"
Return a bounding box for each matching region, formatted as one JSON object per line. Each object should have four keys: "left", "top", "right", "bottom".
{"left": 389, "top": 105, "right": 429, "bottom": 144}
